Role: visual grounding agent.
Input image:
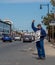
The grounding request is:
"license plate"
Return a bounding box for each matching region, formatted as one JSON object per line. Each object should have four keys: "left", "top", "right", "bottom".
{"left": 26, "top": 38, "right": 29, "bottom": 40}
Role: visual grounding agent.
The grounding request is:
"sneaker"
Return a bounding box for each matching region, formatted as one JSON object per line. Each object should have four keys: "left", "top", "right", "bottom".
{"left": 36, "top": 57, "right": 42, "bottom": 60}
{"left": 40, "top": 57, "right": 46, "bottom": 60}
{"left": 37, "top": 57, "right": 45, "bottom": 60}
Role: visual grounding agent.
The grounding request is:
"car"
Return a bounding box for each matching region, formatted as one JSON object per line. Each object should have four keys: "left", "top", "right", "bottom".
{"left": 23, "top": 35, "right": 32, "bottom": 42}
{"left": 14, "top": 35, "right": 21, "bottom": 41}
{"left": 2, "top": 34, "right": 12, "bottom": 42}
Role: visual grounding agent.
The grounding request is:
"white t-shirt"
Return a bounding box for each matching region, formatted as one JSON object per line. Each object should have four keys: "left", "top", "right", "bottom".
{"left": 35, "top": 30, "right": 41, "bottom": 42}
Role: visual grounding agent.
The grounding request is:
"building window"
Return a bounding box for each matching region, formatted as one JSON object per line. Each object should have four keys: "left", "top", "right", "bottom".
{"left": 0, "top": 21, "right": 11, "bottom": 34}
{"left": 0, "top": 22, "right": 3, "bottom": 29}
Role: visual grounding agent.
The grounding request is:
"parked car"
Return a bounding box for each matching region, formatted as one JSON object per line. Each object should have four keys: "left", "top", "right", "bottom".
{"left": 2, "top": 34, "right": 12, "bottom": 42}
{"left": 23, "top": 35, "right": 32, "bottom": 42}
{"left": 14, "top": 35, "right": 21, "bottom": 41}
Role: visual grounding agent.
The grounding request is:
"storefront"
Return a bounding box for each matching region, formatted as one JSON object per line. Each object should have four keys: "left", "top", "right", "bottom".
{"left": 49, "top": 20, "right": 55, "bottom": 44}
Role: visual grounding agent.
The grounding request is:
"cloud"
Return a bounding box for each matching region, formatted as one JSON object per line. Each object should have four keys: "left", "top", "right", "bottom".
{"left": 0, "top": 0, "right": 50, "bottom": 3}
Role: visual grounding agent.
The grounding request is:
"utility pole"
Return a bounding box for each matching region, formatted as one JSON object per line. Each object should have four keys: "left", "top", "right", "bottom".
{"left": 40, "top": 4, "right": 50, "bottom": 42}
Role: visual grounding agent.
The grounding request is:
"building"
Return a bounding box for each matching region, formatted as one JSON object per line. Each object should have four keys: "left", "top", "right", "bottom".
{"left": 49, "top": 20, "right": 55, "bottom": 44}
{"left": 0, "top": 19, "right": 12, "bottom": 36}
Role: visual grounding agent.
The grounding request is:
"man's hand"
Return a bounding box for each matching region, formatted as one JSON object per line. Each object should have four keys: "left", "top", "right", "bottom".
{"left": 32, "top": 20, "right": 35, "bottom": 22}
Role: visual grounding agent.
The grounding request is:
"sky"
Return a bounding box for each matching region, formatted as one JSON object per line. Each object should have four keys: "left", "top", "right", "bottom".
{"left": 0, "top": 0, "right": 52, "bottom": 32}
{"left": 0, "top": 0, "right": 50, "bottom": 3}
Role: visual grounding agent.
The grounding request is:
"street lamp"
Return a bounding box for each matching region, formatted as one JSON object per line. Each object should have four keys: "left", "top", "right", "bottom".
{"left": 40, "top": 4, "right": 49, "bottom": 15}
{"left": 40, "top": 4, "right": 50, "bottom": 42}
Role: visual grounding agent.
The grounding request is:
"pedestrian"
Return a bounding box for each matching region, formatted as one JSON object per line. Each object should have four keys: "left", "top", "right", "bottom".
{"left": 31, "top": 20, "right": 46, "bottom": 60}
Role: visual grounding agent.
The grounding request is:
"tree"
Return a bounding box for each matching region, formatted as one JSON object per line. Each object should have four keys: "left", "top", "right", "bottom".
{"left": 51, "top": 0, "right": 55, "bottom": 6}
{"left": 42, "top": 13, "right": 54, "bottom": 27}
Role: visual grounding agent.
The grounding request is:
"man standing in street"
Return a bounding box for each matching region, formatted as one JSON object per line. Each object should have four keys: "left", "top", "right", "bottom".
{"left": 31, "top": 20, "right": 46, "bottom": 59}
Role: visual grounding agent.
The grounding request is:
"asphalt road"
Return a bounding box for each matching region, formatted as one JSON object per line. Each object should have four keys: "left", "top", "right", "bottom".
{"left": 0, "top": 40, "right": 55, "bottom": 65}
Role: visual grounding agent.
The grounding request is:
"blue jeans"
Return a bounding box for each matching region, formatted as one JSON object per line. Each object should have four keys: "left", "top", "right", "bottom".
{"left": 36, "top": 40, "right": 45, "bottom": 58}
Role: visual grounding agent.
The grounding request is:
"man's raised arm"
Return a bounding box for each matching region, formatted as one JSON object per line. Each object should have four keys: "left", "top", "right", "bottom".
{"left": 31, "top": 20, "right": 37, "bottom": 32}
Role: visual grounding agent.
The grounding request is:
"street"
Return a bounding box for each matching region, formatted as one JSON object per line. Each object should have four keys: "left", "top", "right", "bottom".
{"left": 0, "top": 40, "right": 55, "bottom": 65}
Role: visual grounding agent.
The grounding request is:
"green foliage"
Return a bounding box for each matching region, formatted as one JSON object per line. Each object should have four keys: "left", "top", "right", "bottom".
{"left": 42, "top": 13, "right": 54, "bottom": 26}
{"left": 51, "top": 0, "right": 55, "bottom": 6}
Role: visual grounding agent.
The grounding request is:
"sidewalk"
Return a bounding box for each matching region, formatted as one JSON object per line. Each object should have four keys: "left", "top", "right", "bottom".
{"left": 44, "top": 39, "right": 55, "bottom": 56}
{"left": 32, "top": 39, "right": 55, "bottom": 57}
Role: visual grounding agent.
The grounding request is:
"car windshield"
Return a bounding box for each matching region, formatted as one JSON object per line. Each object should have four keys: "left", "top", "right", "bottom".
{"left": 3, "top": 34, "right": 10, "bottom": 37}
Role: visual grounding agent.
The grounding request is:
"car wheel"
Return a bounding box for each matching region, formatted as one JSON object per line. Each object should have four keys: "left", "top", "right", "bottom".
{"left": 30, "top": 40, "right": 32, "bottom": 42}
{"left": 3, "top": 40, "right": 5, "bottom": 42}
{"left": 10, "top": 40, "right": 12, "bottom": 42}
{"left": 15, "top": 40, "right": 16, "bottom": 41}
